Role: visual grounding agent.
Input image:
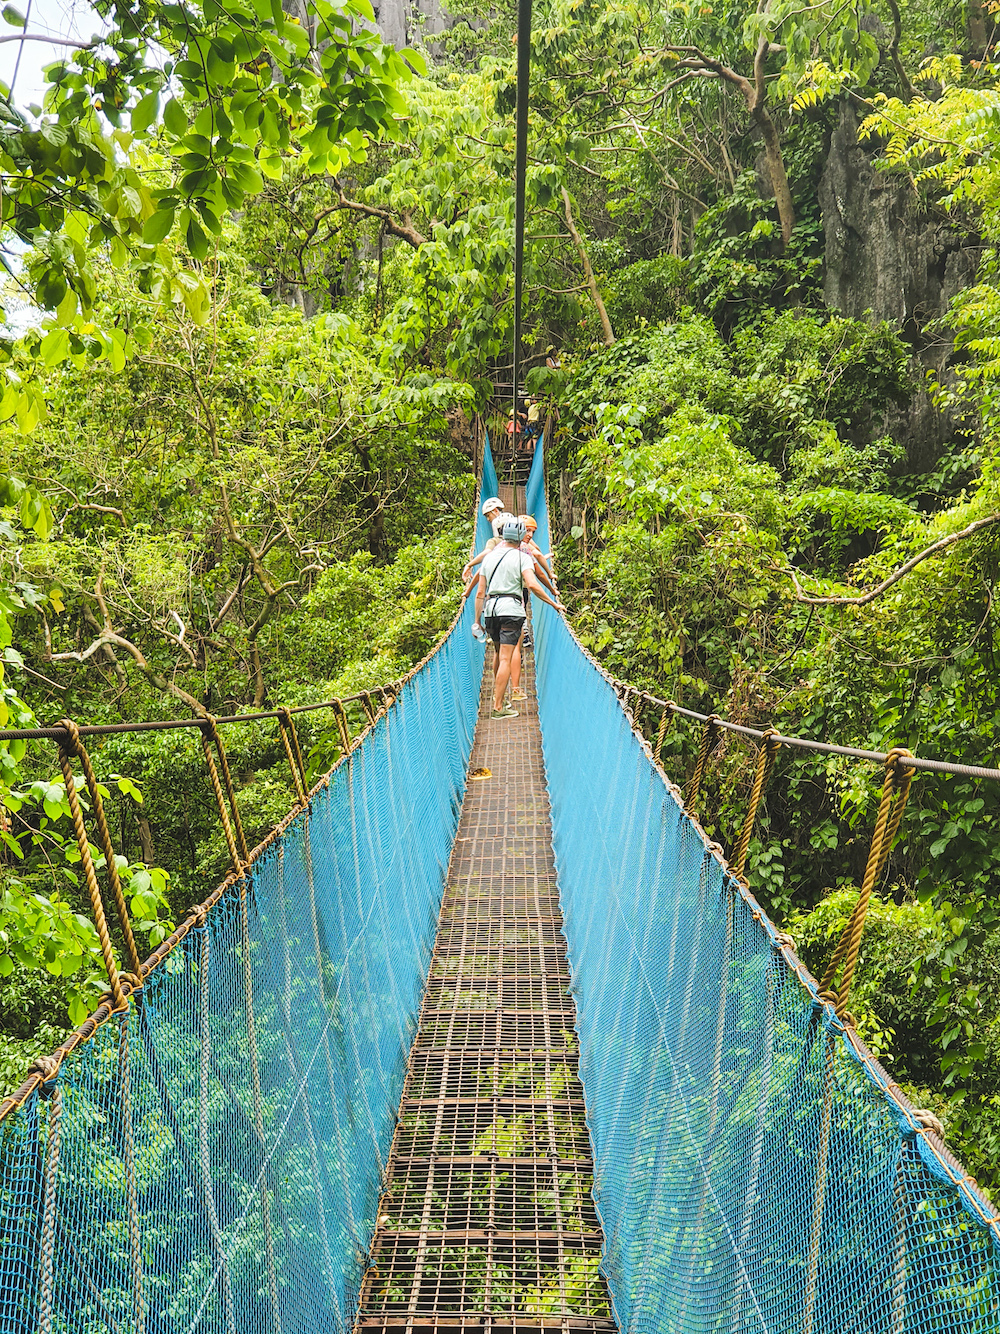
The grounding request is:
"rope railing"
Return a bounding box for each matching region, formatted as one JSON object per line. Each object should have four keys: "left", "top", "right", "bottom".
{"left": 610, "top": 683, "right": 1000, "bottom": 782}
{"left": 0, "top": 654, "right": 445, "bottom": 1125}
{"left": 0, "top": 509, "right": 479, "bottom": 1130}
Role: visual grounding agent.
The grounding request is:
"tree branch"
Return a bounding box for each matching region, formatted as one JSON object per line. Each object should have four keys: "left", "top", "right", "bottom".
{"left": 787, "top": 514, "right": 1000, "bottom": 606}
{"left": 561, "top": 188, "right": 615, "bottom": 346}
{"left": 0, "top": 33, "right": 95, "bottom": 47}
{"left": 332, "top": 180, "right": 427, "bottom": 248}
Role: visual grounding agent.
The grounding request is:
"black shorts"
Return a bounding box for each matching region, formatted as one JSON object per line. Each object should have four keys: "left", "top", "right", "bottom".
{"left": 484, "top": 615, "right": 525, "bottom": 647}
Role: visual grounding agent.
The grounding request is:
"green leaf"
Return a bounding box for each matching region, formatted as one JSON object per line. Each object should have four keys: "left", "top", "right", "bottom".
{"left": 0, "top": 954, "right": 13, "bottom": 975}
{"left": 2, "top": 4, "right": 25, "bottom": 26}
{"left": 131, "top": 92, "right": 159, "bottom": 135}
{"left": 143, "top": 205, "right": 175, "bottom": 244}
{"left": 185, "top": 214, "right": 210, "bottom": 261}
{"left": 163, "top": 98, "right": 187, "bottom": 136}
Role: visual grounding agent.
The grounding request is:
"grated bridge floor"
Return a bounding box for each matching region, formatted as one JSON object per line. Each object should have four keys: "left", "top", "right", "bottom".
{"left": 356, "top": 615, "right": 615, "bottom": 1334}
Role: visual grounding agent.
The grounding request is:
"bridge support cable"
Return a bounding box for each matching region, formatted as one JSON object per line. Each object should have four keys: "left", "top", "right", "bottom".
{"left": 511, "top": 0, "right": 531, "bottom": 421}
{"left": 525, "top": 438, "right": 1000, "bottom": 1333}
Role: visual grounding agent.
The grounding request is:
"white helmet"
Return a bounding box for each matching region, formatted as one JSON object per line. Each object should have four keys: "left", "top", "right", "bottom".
{"left": 481, "top": 496, "right": 503, "bottom": 515}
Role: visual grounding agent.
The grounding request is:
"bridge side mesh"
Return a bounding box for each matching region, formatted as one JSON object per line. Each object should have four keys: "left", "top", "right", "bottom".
{"left": 0, "top": 537, "right": 483, "bottom": 1334}
{"left": 526, "top": 442, "right": 1000, "bottom": 1334}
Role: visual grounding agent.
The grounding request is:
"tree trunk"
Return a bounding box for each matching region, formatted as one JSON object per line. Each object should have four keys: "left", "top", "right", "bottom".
{"left": 561, "top": 188, "right": 615, "bottom": 346}
{"left": 752, "top": 104, "right": 795, "bottom": 248}
{"left": 137, "top": 815, "right": 155, "bottom": 866}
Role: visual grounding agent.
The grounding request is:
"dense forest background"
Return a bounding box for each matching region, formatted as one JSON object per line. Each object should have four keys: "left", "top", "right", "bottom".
{"left": 2, "top": 0, "right": 1000, "bottom": 1188}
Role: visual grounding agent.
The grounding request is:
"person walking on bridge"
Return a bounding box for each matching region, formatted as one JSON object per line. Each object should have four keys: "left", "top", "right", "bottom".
{"left": 475, "top": 519, "right": 564, "bottom": 719}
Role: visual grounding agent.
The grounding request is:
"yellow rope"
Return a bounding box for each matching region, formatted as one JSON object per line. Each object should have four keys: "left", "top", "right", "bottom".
{"left": 57, "top": 741, "right": 127, "bottom": 1011}
{"left": 59, "top": 719, "right": 144, "bottom": 981}
{"left": 732, "top": 729, "right": 781, "bottom": 883}
{"left": 653, "top": 702, "right": 676, "bottom": 765}
{"left": 200, "top": 725, "right": 245, "bottom": 876}
{"left": 277, "top": 707, "right": 307, "bottom": 804}
{"left": 819, "top": 748, "right": 915, "bottom": 1018}
{"left": 686, "top": 714, "right": 721, "bottom": 814}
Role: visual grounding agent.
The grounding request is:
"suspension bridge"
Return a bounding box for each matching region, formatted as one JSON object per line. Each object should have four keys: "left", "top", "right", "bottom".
{"left": 1, "top": 436, "right": 998, "bottom": 1334}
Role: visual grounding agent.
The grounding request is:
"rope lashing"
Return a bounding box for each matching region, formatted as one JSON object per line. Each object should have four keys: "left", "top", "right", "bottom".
{"left": 56, "top": 724, "right": 128, "bottom": 1010}
{"left": 653, "top": 702, "right": 676, "bottom": 766}
{"left": 58, "top": 719, "right": 144, "bottom": 983}
{"left": 199, "top": 719, "right": 246, "bottom": 877}
{"left": 332, "top": 698, "right": 352, "bottom": 757}
{"left": 686, "top": 713, "right": 722, "bottom": 813}
{"left": 277, "top": 707, "right": 308, "bottom": 805}
{"left": 360, "top": 690, "right": 378, "bottom": 728}
{"left": 819, "top": 747, "right": 916, "bottom": 1019}
{"left": 732, "top": 729, "right": 782, "bottom": 883}
{"left": 203, "top": 715, "right": 249, "bottom": 864}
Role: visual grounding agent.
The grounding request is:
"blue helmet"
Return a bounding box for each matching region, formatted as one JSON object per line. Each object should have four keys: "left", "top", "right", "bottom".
{"left": 502, "top": 519, "right": 526, "bottom": 544}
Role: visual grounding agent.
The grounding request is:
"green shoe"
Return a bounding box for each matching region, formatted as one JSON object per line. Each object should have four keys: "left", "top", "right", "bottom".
{"left": 491, "top": 707, "right": 519, "bottom": 719}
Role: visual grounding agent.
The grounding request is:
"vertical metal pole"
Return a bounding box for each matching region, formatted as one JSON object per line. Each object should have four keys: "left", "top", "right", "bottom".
{"left": 512, "top": 0, "right": 532, "bottom": 421}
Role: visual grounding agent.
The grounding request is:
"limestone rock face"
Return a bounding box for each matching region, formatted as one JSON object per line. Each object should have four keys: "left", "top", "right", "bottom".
{"left": 375, "top": 0, "right": 445, "bottom": 48}
{"left": 819, "top": 103, "right": 980, "bottom": 466}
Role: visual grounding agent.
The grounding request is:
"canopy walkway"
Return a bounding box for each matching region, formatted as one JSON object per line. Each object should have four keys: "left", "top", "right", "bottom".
{"left": 2, "top": 440, "right": 1000, "bottom": 1334}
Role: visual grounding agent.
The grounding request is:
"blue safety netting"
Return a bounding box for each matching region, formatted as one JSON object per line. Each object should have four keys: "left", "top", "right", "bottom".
{"left": 0, "top": 475, "right": 487, "bottom": 1334}
{"left": 526, "top": 440, "right": 1000, "bottom": 1334}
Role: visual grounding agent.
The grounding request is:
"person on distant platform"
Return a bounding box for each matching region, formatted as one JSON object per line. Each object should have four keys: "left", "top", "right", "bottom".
{"left": 475, "top": 519, "right": 564, "bottom": 720}
{"left": 524, "top": 398, "right": 543, "bottom": 441}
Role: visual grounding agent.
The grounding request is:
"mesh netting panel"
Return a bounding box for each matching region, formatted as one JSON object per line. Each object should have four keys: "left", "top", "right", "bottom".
{"left": 526, "top": 442, "right": 1000, "bottom": 1334}
{"left": 0, "top": 599, "right": 482, "bottom": 1334}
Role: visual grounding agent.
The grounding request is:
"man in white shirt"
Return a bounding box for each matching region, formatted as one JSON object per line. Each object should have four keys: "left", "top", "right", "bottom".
{"left": 474, "top": 519, "right": 565, "bottom": 719}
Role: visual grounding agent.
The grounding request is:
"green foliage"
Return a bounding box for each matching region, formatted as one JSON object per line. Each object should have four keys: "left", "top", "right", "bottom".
{"left": 689, "top": 176, "right": 824, "bottom": 326}
{"left": 602, "top": 256, "right": 690, "bottom": 334}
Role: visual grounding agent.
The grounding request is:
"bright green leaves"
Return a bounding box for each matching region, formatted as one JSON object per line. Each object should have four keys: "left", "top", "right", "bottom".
{"left": 143, "top": 204, "right": 175, "bottom": 245}
{"left": 0, "top": 0, "right": 417, "bottom": 420}
{"left": 131, "top": 92, "right": 160, "bottom": 136}
{"left": 0, "top": 475, "right": 53, "bottom": 541}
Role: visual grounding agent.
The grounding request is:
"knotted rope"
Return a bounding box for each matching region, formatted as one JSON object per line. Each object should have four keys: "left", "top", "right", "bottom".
{"left": 819, "top": 748, "right": 916, "bottom": 1019}
{"left": 686, "top": 714, "right": 721, "bottom": 813}
{"left": 332, "top": 698, "right": 352, "bottom": 758}
{"left": 57, "top": 721, "right": 133, "bottom": 1009}
{"left": 199, "top": 717, "right": 248, "bottom": 875}
{"left": 653, "top": 701, "right": 676, "bottom": 766}
{"left": 732, "top": 729, "right": 781, "bottom": 883}
{"left": 277, "top": 706, "right": 308, "bottom": 805}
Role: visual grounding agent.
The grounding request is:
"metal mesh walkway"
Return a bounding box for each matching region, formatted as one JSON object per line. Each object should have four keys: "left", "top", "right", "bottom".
{"left": 357, "top": 648, "right": 615, "bottom": 1333}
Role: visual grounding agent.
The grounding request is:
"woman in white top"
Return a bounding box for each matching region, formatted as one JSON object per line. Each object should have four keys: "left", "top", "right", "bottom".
{"left": 474, "top": 519, "right": 564, "bottom": 719}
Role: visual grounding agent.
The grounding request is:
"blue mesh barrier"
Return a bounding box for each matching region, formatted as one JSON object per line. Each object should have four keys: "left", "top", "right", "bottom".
{"left": 4, "top": 436, "right": 999, "bottom": 1334}
{"left": 478, "top": 436, "right": 500, "bottom": 550}
{"left": 527, "top": 439, "right": 1000, "bottom": 1334}
{"left": 0, "top": 467, "right": 488, "bottom": 1334}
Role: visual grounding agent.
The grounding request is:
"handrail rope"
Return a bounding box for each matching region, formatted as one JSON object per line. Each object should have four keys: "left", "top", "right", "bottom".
{"left": 819, "top": 749, "right": 916, "bottom": 1019}
{"left": 0, "top": 684, "right": 424, "bottom": 743}
{"left": 731, "top": 729, "right": 781, "bottom": 883}
{"left": 613, "top": 683, "right": 1000, "bottom": 782}
{"left": 59, "top": 719, "right": 145, "bottom": 982}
